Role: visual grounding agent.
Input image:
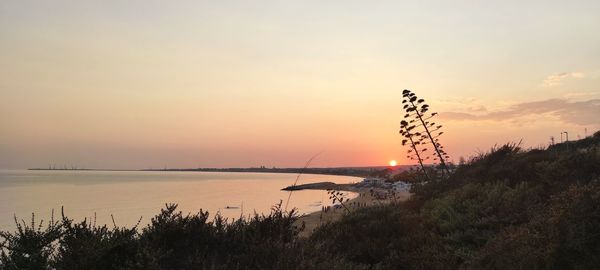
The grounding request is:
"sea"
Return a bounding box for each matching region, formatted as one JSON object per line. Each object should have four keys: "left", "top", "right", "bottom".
{"left": 0, "top": 169, "right": 360, "bottom": 231}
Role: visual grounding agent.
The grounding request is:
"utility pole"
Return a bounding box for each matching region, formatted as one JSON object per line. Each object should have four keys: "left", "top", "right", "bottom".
{"left": 550, "top": 136, "right": 555, "bottom": 146}
{"left": 560, "top": 132, "right": 564, "bottom": 143}
{"left": 561, "top": 131, "right": 570, "bottom": 151}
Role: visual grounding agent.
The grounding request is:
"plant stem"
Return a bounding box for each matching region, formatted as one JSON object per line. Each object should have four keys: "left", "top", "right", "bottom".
{"left": 410, "top": 100, "right": 450, "bottom": 178}
{"left": 403, "top": 126, "right": 430, "bottom": 181}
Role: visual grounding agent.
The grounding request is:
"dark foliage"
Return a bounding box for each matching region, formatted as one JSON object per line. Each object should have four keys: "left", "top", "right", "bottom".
{"left": 0, "top": 213, "right": 61, "bottom": 270}
{"left": 1, "top": 204, "right": 301, "bottom": 270}
{"left": 54, "top": 212, "right": 139, "bottom": 270}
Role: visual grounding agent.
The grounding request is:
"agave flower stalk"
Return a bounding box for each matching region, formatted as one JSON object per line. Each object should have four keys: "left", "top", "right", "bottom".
{"left": 400, "top": 120, "right": 430, "bottom": 180}
{"left": 401, "top": 89, "right": 451, "bottom": 178}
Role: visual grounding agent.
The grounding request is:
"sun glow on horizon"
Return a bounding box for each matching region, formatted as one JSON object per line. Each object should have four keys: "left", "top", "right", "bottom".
{"left": 389, "top": 160, "right": 397, "bottom": 167}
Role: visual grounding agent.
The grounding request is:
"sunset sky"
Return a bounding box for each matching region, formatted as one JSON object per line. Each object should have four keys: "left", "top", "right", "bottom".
{"left": 1, "top": 1, "right": 599, "bottom": 169}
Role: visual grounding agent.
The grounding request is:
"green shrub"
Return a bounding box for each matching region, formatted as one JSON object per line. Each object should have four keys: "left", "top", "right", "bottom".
{"left": 0, "top": 213, "right": 61, "bottom": 270}
{"left": 54, "top": 213, "right": 138, "bottom": 270}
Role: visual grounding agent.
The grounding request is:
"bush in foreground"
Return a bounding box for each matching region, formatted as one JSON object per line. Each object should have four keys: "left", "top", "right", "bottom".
{"left": 1, "top": 203, "right": 301, "bottom": 270}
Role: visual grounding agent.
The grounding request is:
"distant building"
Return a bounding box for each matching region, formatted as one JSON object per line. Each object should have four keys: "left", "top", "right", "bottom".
{"left": 362, "top": 177, "right": 386, "bottom": 186}
{"left": 392, "top": 181, "right": 411, "bottom": 192}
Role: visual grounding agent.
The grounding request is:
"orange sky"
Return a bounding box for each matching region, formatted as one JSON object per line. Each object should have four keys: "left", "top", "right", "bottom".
{"left": 1, "top": 1, "right": 599, "bottom": 169}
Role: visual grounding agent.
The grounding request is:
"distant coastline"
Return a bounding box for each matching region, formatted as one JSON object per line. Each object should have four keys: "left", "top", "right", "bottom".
{"left": 28, "top": 165, "right": 411, "bottom": 178}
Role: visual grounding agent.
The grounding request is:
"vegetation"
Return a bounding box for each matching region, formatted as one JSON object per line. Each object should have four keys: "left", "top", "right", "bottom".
{"left": 1, "top": 203, "right": 302, "bottom": 270}
{"left": 306, "top": 131, "right": 600, "bottom": 269}
{"left": 326, "top": 189, "right": 352, "bottom": 213}
{"left": 3, "top": 129, "right": 600, "bottom": 269}
{"left": 400, "top": 89, "right": 450, "bottom": 180}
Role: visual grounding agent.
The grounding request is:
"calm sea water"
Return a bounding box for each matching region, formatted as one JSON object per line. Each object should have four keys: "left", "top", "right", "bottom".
{"left": 0, "top": 170, "right": 360, "bottom": 230}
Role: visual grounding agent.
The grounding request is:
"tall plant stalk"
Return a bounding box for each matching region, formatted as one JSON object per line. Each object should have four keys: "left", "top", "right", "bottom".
{"left": 400, "top": 121, "right": 429, "bottom": 180}
{"left": 400, "top": 89, "right": 451, "bottom": 179}
{"left": 406, "top": 97, "right": 450, "bottom": 177}
{"left": 284, "top": 152, "right": 321, "bottom": 211}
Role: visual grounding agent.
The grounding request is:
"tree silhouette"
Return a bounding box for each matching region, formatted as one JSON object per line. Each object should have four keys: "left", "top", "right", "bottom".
{"left": 399, "top": 89, "right": 450, "bottom": 178}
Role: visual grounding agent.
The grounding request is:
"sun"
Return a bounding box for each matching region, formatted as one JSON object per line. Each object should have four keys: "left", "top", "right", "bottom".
{"left": 389, "top": 160, "right": 397, "bottom": 166}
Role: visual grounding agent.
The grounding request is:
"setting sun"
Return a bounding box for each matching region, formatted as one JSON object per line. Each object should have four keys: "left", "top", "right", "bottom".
{"left": 389, "top": 160, "right": 397, "bottom": 166}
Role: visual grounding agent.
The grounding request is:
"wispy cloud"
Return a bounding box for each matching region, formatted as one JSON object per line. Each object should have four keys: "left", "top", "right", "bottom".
{"left": 440, "top": 98, "right": 600, "bottom": 126}
{"left": 563, "top": 91, "right": 600, "bottom": 99}
{"left": 542, "top": 72, "right": 585, "bottom": 87}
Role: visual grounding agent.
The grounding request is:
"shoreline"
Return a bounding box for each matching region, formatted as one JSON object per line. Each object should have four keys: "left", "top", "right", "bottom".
{"left": 294, "top": 185, "right": 411, "bottom": 238}
{"left": 281, "top": 181, "right": 356, "bottom": 191}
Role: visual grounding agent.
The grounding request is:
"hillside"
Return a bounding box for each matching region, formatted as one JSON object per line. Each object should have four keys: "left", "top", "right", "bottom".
{"left": 302, "top": 131, "right": 600, "bottom": 269}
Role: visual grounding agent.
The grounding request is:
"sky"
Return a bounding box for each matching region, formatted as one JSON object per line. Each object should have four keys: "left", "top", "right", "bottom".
{"left": 1, "top": 0, "right": 599, "bottom": 169}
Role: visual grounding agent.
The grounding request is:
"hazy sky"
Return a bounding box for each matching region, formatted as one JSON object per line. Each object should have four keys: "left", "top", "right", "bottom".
{"left": 1, "top": 1, "right": 599, "bottom": 169}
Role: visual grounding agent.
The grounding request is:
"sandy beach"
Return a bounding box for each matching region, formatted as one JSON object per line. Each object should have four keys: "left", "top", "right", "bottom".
{"left": 295, "top": 187, "right": 411, "bottom": 238}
